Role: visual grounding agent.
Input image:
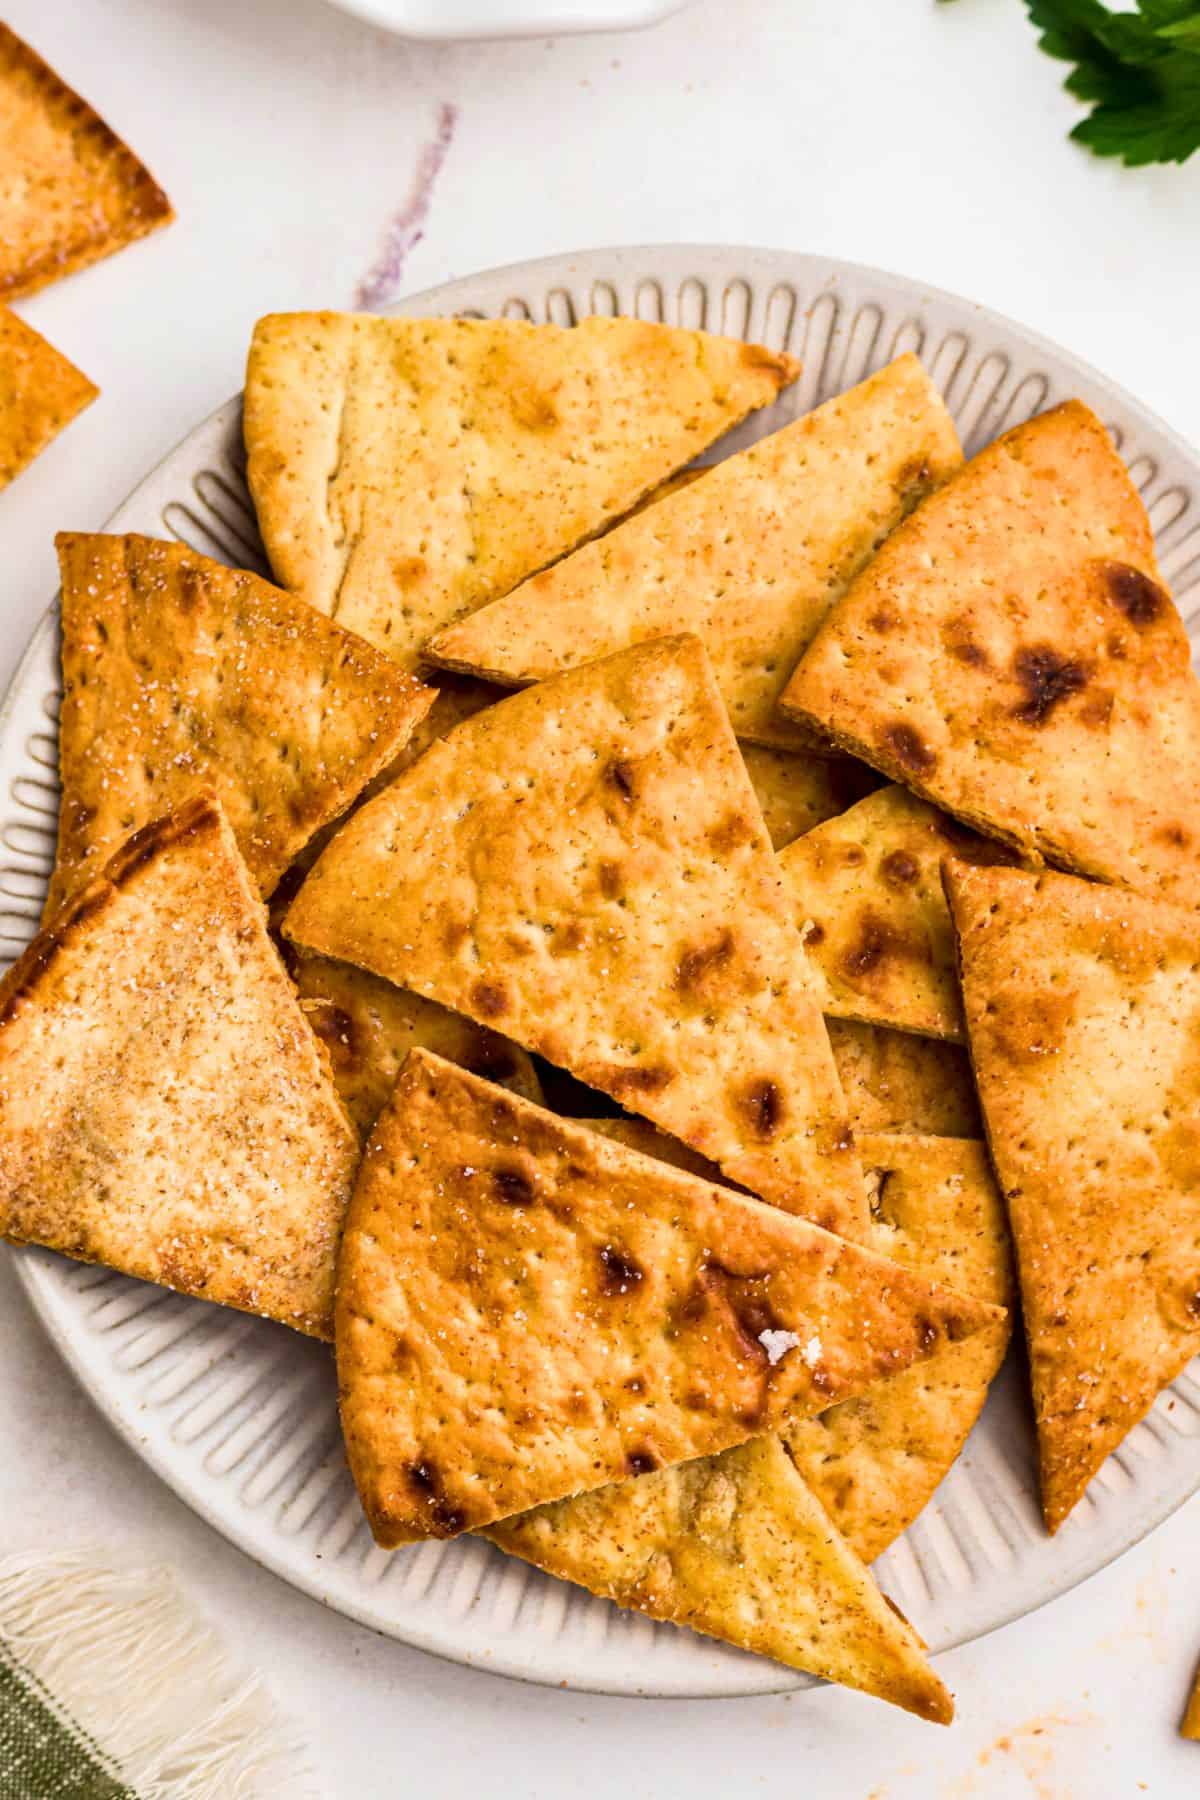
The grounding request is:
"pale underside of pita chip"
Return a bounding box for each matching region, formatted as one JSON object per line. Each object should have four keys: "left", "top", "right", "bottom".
{"left": 0, "top": 22, "right": 173, "bottom": 301}
{"left": 0, "top": 794, "right": 358, "bottom": 1338}
{"left": 827, "top": 1020, "right": 981, "bottom": 1138}
{"left": 428, "top": 353, "right": 963, "bottom": 749}
{"left": 243, "top": 311, "right": 799, "bottom": 670}
{"left": 335, "top": 1050, "right": 1000, "bottom": 1544}
{"left": 0, "top": 307, "right": 96, "bottom": 489}
{"left": 290, "top": 947, "right": 541, "bottom": 1141}
{"left": 779, "top": 785, "right": 1020, "bottom": 1042}
{"left": 782, "top": 400, "right": 1200, "bottom": 910}
{"left": 285, "top": 634, "right": 868, "bottom": 1238}
{"left": 486, "top": 1435, "right": 953, "bottom": 1723}
{"left": 739, "top": 741, "right": 880, "bottom": 851}
{"left": 945, "top": 858, "right": 1200, "bottom": 1532}
{"left": 48, "top": 532, "right": 434, "bottom": 918}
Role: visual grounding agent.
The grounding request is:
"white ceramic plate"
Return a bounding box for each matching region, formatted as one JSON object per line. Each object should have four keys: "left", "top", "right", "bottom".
{"left": 5, "top": 247, "right": 1200, "bottom": 1698}
{"left": 321, "top": 0, "right": 691, "bottom": 42}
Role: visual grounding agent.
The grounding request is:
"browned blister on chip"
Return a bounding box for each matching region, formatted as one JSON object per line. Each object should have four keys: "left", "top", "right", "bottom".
{"left": 0, "top": 795, "right": 357, "bottom": 1337}
{"left": 946, "top": 859, "right": 1200, "bottom": 1531}
{"left": 782, "top": 402, "right": 1200, "bottom": 909}
{"left": 244, "top": 311, "right": 798, "bottom": 669}
{"left": 428, "top": 354, "right": 961, "bottom": 748}
{"left": 335, "top": 1050, "right": 1001, "bottom": 1544}
{"left": 0, "top": 307, "right": 96, "bottom": 488}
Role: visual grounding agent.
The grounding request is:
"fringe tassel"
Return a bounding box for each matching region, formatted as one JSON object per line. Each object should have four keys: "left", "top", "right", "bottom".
{"left": 0, "top": 1548, "right": 318, "bottom": 1799}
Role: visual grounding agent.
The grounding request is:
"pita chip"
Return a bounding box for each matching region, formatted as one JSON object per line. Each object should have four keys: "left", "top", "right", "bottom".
{"left": 0, "top": 308, "right": 96, "bottom": 488}
{"left": 782, "top": 401, "right": 1200, "bottom": 909}
{"left": 1183, "top": 1658, "right": 1200, "bottom": 1740}
{"left": 827, "top": 1020, "right": 981, "bottom": 1139}
{"left": 0, "top": 795, "right": 357, "bottom": 1338}
{"left": 48, "top": 533, "right": 434, "bottom": 916}
{"left": 291, "top": 948, "right": 541, "bottom": 1141}
{"left": 740, "top": 741, "right": 880, "bottom": 851}
{"left": 779, "top": 785, "right": 1019, "bottom": 1041}
{"left": 0, "top": 23, "right": 172, "bottom": 301}
{"left": 286, "top": 635, "right": 868, "bottom": 1236}
{"left": 335, "top": 1050, "right": 1000, "bottom": 1543}
{"left": 428, "top": 354, "right": 962, "bottom": 748}
{"left": 945, "top": 859, "right": 1200, "bottom": 1531}
{"left": 487, "top": 1436, "right": 953, "bottom": 1723}
{"left": 244, "top": 311, "right": 798, "bottom": 668}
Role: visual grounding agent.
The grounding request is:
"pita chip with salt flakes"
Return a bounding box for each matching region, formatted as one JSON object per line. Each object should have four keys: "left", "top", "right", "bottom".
{"left": 827, "top": 1019, "right": 981, "bottom": 1139}
{"left": 0, "top": 23, "right": 172, "bottom": 301}
{"left": 740, "top": 741, "right": 880, "bottom": 851}
{"left": 782, "top": 400, "right": 1200, "bottom": 910}
{"left": 945, "top": 858, "right": 1200, "bottom": 1531}
{"left": 779, "top": 785, "right": 1019, "bottom": 1042}
{"left": 487, "top": 1435, "right": 953, "bottom": 1723}
{"left": 285, "top": 634, "right": 868, "bottom": 1237}
{"left": 0, "top": 794, "right": 357, "bottom": 1338}
{"left": 428, "top": 354, "right": 962, "bottom": 748}
{"left": 291, "top": 948, "right": 541, "bottom": 1142}
{"left": 335, "top": 1050, "right": 1000, "bottom": 1544}
{"left": 0, "top": 307, "right": 96, "bottom": 488}
{"left": 244, "top": 311, "right": 798, "bottom": 668}
{"left": 48, "top": 533, "right": 434, "bottom": 917}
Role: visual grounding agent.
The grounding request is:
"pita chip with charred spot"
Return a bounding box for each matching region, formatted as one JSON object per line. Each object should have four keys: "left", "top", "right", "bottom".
{"left": 335, "top": 1050, "right": 1001, "bottom": 1545}
{"left": 946, "top": 858, "right": 1200, "bottom": 1532}
{"left": 285, "top": 634, "right": 868, "bottom": 1237}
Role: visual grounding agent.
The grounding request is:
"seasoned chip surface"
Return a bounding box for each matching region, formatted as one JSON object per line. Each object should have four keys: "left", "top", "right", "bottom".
{"left": 782, "top": 401, "right": 1200, "bottom": 909}
{"left": 335, "top": 1051, "right": 999, "bottom": 1544}
{"left": 286, "top": 635, "right": 867, "bottom": 1236}
{"left": 0, "top": 24, "right": 172, "bottom": 300}
{"left": 487, "top": 1436, "right": 953, "bottom": 1722}
{"left": 0, "top": 307, "right": 96, "bottom": 488}
{"left": 244, "top": 311, "right": 798, "bottom": 668}
{"left": 740, "top": 741, "right": 880, "bottom": 851}
{"left": 0, "top": 795, "right": 358, "bottom": 1338}
{"left": 49, "top": 533, "right": 434, "bottom": 916}
{"left": 428, "top": 354, "right": 962, "bottom": 748}
{"left": 827, "top": 1020, "right": 981, "bottom": 1138}
{"left": 946, "top": 859, "right": 1200, "bottom": 1531}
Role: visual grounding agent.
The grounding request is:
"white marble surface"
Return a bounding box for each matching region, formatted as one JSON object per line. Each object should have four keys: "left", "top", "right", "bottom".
{"left": 2, "top": 0, "right": 1199, "bottom": 1793}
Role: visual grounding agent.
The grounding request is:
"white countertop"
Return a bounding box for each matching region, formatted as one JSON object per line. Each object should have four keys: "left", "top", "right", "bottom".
{"left": 3, "top": 0, "right": 1199, "bottom": 1793}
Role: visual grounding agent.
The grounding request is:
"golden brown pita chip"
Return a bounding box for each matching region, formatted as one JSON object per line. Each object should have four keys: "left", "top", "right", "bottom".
{"left": 782, "top": 401, "right": 1200, "bottom": 909}
{"left": 0, "top": 795, "right": 357, "bottom": 1337}
{"left": 244, "top": 312, "right": 798, "bottom": 669}
{"left": 828, "top": 1020, "right": 981, "bottom": 1138}
{"left": 945, "top": 859, "right": 1200, "bottom": 1531}
{"left": 740, "top": 742, "right": 880, "bottom": 851}
{"left": 487, "top": 1436, "right": 953, "bottom": 1722}
{"left": 428, "top": 355, "right": 961, "bottom": 748}
{"left": 779, "top": 786, "right": 1018, "bottom": 1041}
{"left": 291, "top": 948, "right": 541, "bottom": 1140}
{"left": 0, "top": 24, "right": 172, "bottom": 301}
{"left": 1183, "top": 1659, "right": 1200, "bottom": 1740}
{"left": 0, "top": 307, "right": 96, "bottom": 487}
{"left": 286, "top": 635, "right": 867, "bottom": 1237}
{"left": 785, "top": 1134, "right": 1013, "bottom": 1562}
{"left": 336, "top": 1051, "right": 999, "bottom": 1544}
{"left": 48, "top": 533, "right": 434, "bottom": 916}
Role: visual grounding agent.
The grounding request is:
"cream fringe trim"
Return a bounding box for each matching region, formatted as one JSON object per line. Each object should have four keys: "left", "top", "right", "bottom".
{"left": 0, "top": 1548, "right": 318, "bottom": 1799}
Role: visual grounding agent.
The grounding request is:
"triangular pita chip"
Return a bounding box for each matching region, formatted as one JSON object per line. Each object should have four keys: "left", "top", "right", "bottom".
{"left": 286, "top": 635, "right": 867, "bottom": 1236}
{"left": 827, "top": 1020, "right": 981, "bottom": 1139}
{"left": 487, "top": 1435, "right": 953, "bottom": 1723}
{"left": 785, "top": 1134, "right": 1013, "bottom": 1562}
{"left": 0, "top": 23, "right": 172, "bottom": 301}
{"left": 48, "top": 533, "right": 434, "bottom": 916}
{"left": 428, "top": 354, "right": 962, "bottom": 748}
{"left": 336, "top": 1051, "right": 1000, "bottom": 1543}
{"left": 778, "top": 786, "right": 1019, "bottom": 1041}
{"left": 0, "top": 307, "right": 96, "bottom": 488}
{"left": 291, "top": 948, "right": 542, "bottom": 1141}
{"left": 1183, "top": 1661, "right": 1200, "bottom": 1740}
{"left": 740, "top": 741, "right": 880, "bottom": 851}
{"left": 244, "top": 311, "right": 799, "bottom": 668}
{"left": 782, "top": 401, "right": 1200, "bottom": 909}
{"left": 945, "top": 859, "right": 1200, "bottom": 1531}
{"left": 0, "top": 795, "right": 357, "bottom": 1338}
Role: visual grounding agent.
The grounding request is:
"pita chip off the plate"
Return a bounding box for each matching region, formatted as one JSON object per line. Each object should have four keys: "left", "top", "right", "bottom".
{"left": 0, "top": 794, "right": 357, "bottom": 1339}
{"left": 285, "top": 634, "right": 868, "bottom": 1237}
{"left": 783, "top": 401, "right": 1200, "bottom": 910}
{"left": 0, "top": 308, "right": 96, "bottom": 489}
{"left": 946, "top": 858, "right": 1200, "bottom": 1531}
{"left": 334, "top": 1050, "right": 1001, "bottom": 1544}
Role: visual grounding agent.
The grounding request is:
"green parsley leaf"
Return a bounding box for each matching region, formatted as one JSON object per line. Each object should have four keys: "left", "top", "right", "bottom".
{"left": 1024, "top": 0, "right": 1200, "bottom": 164}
